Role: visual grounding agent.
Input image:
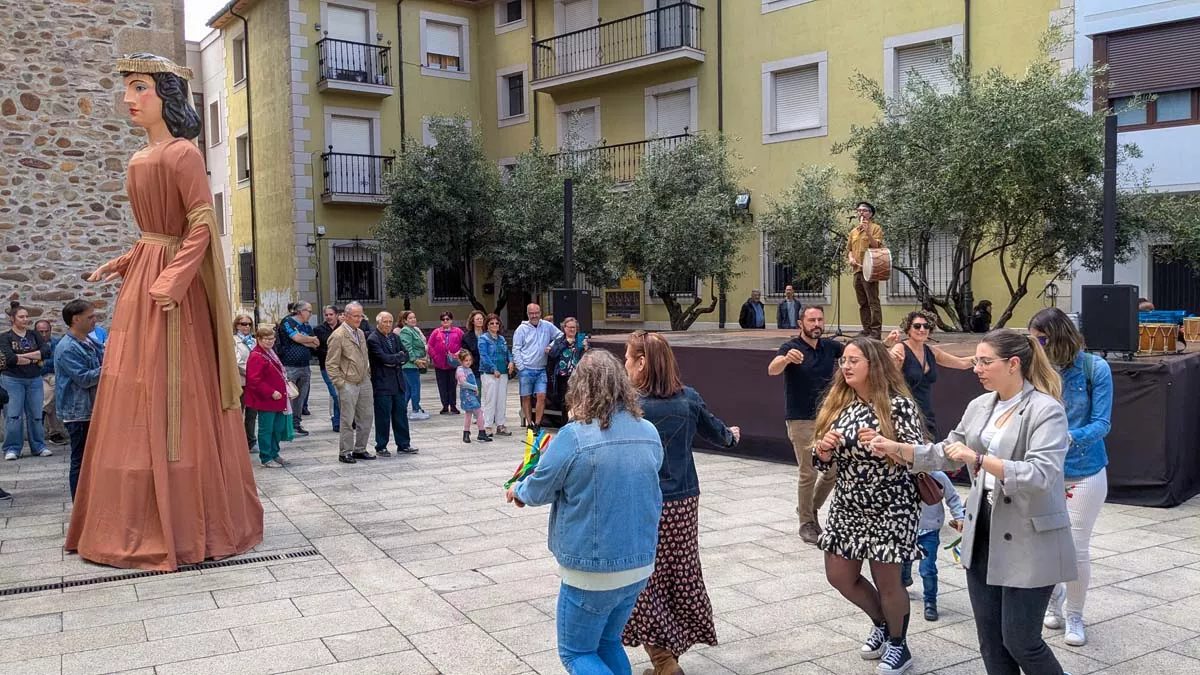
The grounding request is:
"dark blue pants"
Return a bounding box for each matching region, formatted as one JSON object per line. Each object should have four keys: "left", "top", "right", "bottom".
{"left": 374, "top": 392, "right": 411, "bottom": 451}
{"left": 66, "top": 420, "right": 90, "bottom": 501}
{"left": 903, "top": 530, "right": 941, "bottom": 604}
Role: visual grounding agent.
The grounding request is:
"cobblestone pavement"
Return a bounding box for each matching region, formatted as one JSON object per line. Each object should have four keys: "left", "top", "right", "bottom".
{"left": 2, "top": 373, "right": 1200, "bottom": 674}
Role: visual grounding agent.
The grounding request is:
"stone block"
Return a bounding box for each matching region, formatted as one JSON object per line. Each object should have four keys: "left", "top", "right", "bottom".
{"left": 60, "top": 630, "right": 237, "bottom": 675}
{"left": 155, "top": 639, "right": 336, "bottom": 675}
{"left": 321, "top": 626, "right": 412, "bottom": 662}
{"left": 143, "top": 598, "right": 300, "bottom": 640}
{"left": 407, "top": 623, "right": 526, "bottom": 675}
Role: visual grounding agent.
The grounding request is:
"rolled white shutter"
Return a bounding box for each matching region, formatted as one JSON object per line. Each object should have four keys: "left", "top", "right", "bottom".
{"left": 427, "top": 22, "right": 461, "bottom": 57}
{"left": 896, "top": 41, "right": 954, "bottom": 95}
{"left": 327, "top": 6, "right": 369, "bottom": 43}
{"left": 563, "top": 0, "right": 593, "bottom": 32}
{"left": 654, "top": 90, "right": 691, "bottom": 137}
{"left": 774, "top": 66, "right": 819, "bottom": 132}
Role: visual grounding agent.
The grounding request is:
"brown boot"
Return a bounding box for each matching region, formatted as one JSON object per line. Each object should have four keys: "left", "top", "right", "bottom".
{"left": 643, "top": 644, "right": 684, "bottom": 675}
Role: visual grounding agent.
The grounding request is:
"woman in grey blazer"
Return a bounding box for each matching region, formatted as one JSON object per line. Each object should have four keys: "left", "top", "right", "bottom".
{"left": 870, "top": 329, "right": 1076, "bottom": 675}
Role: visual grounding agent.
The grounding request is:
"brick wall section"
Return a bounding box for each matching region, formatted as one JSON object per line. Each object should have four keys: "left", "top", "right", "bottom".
{"left": 0, "top": 0, "right": 184, "bottom": 330}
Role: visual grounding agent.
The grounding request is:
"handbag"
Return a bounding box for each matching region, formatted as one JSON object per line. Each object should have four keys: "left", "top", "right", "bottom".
{"left": 914, "top": 472, "right": 944, "bottom": 506}
{"left": 443, "top": 331, "right": 460, "bottom": 368}
{"left": 286, "top": 380, "right": 300, "bottom": 400}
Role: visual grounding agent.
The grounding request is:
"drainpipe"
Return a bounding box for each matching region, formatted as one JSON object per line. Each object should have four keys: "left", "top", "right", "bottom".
{"left": 231, "top": 7, "right": 261, "bottom": 323}
{"left": 531, "top": 0, "right": 539, "bottom": 142}
{"left": 716, "top": 0, "right": 727, "bottom": 327}
{"left": 397, "top": 0, "right": 406, "bottom": 149}
{"left": 963, "top": 0, "right": 971, "bottom": 76}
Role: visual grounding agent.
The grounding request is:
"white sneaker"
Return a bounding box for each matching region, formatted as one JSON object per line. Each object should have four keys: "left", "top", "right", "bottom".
{"left": 1043, "top": 583, "right": 1065, "bottom": 630}
{"left": 4, "top": 451, "right": 17, "bottom": 461}
{"left": 33, "top": 447, "right": 53, "bottom": 457}
{"left": 1064, "top": 614, "right": 1087, "bottom": 646}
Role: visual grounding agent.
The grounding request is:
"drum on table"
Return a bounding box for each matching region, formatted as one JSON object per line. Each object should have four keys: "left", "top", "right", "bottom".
{"left": 1138, "top": 324, "right": 1152, "bottom": 354}
{"left": 1148, "top": 323, "right": 1175, "bottom": 354}
{"left": 1184, "top": 317, "right": 1200, "bottom": 343}
{"left": 862, "top": 248, "right": 893, "bottom": 283}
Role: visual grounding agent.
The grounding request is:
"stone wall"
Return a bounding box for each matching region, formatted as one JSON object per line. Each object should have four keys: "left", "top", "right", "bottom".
{"left": 0, "top": 0, "right": 185, "bottom": 331}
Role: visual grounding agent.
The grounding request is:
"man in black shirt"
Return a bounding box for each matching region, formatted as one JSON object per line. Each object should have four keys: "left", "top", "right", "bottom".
{"left": 768, "top": 305, "right": 843, "bottom": 545}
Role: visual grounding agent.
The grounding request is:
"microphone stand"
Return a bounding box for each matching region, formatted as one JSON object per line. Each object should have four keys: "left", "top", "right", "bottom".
{"left": 834, "top": 215, "right": 859, "bottom": 340}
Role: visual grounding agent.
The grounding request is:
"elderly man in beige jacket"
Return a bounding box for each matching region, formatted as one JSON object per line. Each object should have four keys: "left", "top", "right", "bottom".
{"left": 325, "top": 302, "right": 375, "bottom": 463}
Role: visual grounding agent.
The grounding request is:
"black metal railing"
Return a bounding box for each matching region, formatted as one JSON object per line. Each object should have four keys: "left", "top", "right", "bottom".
{"left": 550, "top": 134, "right": 691, "bottom": 183}
{"left": 317, "top": 38, "right": 391, "bottom": 87}
{"left": 533, "top": 3, "right": 703, "bottom": 81}
{"left": 889, "top": 235, "right": 959, "bottom": 298}
{"left": 321, "top": 150, "right": 393, "bottom": 197}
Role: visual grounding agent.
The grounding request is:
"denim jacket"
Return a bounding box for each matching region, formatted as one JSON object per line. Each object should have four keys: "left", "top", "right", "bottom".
{"left": 478, "top": 332, "right": 510, "bottom": 375}
{"left": 514, "top": 410, "right": 664, "bottom": 573}
{"left": 53, "top": 334, "right": 104, "bottom": 423}
{"left": 642, "top": 387, "right": 737, "bottom": 502}
{"left": 1060, "top": 352, "right": 1111, "bottom": 479}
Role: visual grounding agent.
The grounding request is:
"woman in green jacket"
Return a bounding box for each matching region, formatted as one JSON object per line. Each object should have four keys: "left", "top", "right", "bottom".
{"left": 396, "top": 311, "right": 431, "bottom": 420}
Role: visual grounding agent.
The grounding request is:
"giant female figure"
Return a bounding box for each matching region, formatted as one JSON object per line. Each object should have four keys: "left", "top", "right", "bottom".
{"left": 65, "top": 54, "right": 263, "bottom": 570}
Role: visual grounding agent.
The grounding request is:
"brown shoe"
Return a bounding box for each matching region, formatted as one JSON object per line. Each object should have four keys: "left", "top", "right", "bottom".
{"left": 799, "top": 521, "right": 822, "bottom": 545}
{"left": 644, "top": 645, "right": 684, "bottom": 675}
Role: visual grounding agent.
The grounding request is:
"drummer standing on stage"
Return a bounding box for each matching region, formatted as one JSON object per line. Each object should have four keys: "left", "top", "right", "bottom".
{"left": 848, "top": 201, "right": 884, "bottom": 339}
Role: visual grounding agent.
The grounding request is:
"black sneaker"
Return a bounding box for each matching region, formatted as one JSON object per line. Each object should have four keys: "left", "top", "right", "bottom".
{"left": 0, "top": 487, "right": 11, "bottom": 501}
{"left": 924, "top": 602, "right": 938, "bottom": 622}
{"left": 294, "top": 427, "right": 310, "bottom": 437}
{"left": 338, "top": 454, "right": 357, "bottom": 464}
{"left": 376, "top": 448, "right": 392, "bottom": 458}
{"left": 351, "top": 451, "right": 377, "bottom": 461}
{"left": 477, "top": 431, "right": 493, "bottom": 442}
{"left": 875, "top": 639, "right": 913, "bottom": 675}
{"left": 462, "top": 431, "right": 471, "bottom": 443}
{"left": 302, "top": 409, "right": 311, "bottom": 416}
{"left": 860, "top": 622, "right": 889, "bottom": 660}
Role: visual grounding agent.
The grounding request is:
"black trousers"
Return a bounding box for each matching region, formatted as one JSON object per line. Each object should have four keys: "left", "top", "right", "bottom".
{"left": 434, "top": 367, "right": 457, "bottom": 410}
{"left": 967, "top": 499, "right": 1065, "bottom": 675}
{"left": 66, "top": 420, "right": 90, "bottom": 501}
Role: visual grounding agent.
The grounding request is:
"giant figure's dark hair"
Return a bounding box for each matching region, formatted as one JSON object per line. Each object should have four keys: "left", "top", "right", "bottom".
{"left": 119, "top": 53, "right": 201, "bottom": 140}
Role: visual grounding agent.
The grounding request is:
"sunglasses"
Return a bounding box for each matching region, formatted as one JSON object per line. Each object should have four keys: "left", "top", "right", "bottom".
{"left": 910, "top": 323, "right": 930, "bottom": 331}
{"left": 237, "top": 322, "right": 252, "bottom": 327}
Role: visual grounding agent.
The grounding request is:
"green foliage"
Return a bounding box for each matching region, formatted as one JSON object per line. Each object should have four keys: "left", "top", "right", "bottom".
{"left": 376, "top": 116, "right": 499, "bottom": 311}
{"left": 760, "top": 166, "right": 848, "bottom": 290}
{"left": 601, "top": 134, "right": 752, "bottom": 331}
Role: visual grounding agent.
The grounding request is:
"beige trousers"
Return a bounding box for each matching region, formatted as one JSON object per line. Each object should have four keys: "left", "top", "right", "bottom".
{"left": 337, "top": 379, "right": 374, "bottom": 456}
{"left": 787, "top": 419, "right": 836, "bottom": 526}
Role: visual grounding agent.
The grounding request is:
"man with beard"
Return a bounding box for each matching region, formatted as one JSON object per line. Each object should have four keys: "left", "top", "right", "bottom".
{"left": 767, "top": 305, "right": 844, "bottom": 545}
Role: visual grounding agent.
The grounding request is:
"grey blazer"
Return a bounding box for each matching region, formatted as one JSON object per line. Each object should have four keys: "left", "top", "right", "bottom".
{"left": 912, "top": 381, "right": 1077, "bottom": 589}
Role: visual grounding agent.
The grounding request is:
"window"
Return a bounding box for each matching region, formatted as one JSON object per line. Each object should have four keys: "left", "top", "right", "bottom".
{"left": 646, "top": 275, "right": 701, "bottom": 302}
{"left": 422, "top": 116, "right": 473, "bottom": 147}
{"left": 761, "top": 0, "right": 816, "bottom": 13}
{"left": 761, "top": 52, "right": 827, "bottom": 144}
{"left": 235, "top": 133, "right": 250, "bottom": 184}
{"left": 557, "top": 99, "right": 600, "bottom": 151}
{"left": 429, "top": 260, "right": 474, "bottom": 304}
{"left": 420, "top": 12, "right": 470, "bottom": 80}
{"left": 238, "top": 251, "right": 255, "bottom": 302}
{"left": 193, "top": 92, "right": 207, "bottom": 158}
{"left": 495, "top": 0, "right": 526, "bottom": 33}
{"left": 231, "top": 35, "right": 247, "bottom": 86}
{"left": 497, "top": 65, "right": 528, "bottom": 127}
{"left": 883, "top": 25, "right": 964, "bottom": 99}
{"left": 763, "top": 236, "right": 826, "bottom": 300}
{"left": 888, "top": 234, "right": 957, "bottom": 300}
{"left": 498, "top": 157, "right": 517, "bottom": 184}
{"left": 213, "top": 192, "right": 226, "bottom": 236}
{"left": 208, "top": 100, "right": 221, "bottom": 146}
{"left": 1114, "top": 89, "right": 1199, "bottom": 130}
{"left": 645, "top": 79, "right": 696, "bottom": 139}
{"left": 332, "top": 241, "right": 384, "bottom": 305}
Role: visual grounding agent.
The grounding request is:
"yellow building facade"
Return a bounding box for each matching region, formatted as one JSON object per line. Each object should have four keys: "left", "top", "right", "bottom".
{"left": 207, "top": 0, "right": 1072, "bottom": 329}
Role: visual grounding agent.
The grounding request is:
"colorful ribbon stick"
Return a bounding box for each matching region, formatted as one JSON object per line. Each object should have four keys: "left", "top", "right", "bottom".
{"left": 504, "top": 427, "right": 552, "bottom": 489}
{"left": 944, "top": 535, "right": 963, "bottom": 565}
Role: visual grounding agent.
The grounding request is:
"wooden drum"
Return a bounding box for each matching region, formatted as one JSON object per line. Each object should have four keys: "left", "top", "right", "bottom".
{"left": 862, "top": 248, "right": 893, "bottom": 283}
{"left": 1138, "top": 324, "right": 1151, "bottom": 353}
{"left": 1184, "top": 317, "right": 1200, "bottom": 343}
{"left": 1148, "top": 323, "right": 1175, "bottom": 354}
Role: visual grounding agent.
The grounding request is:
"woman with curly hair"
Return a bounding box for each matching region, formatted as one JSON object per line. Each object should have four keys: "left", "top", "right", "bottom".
{"left": 506, "top": 350, "right": 664, "bottom": 675}
{"left": 886, "top": 311, "right": 972, "bottom": 440}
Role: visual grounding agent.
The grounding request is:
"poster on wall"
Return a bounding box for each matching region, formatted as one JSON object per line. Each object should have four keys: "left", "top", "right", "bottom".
{"left": 604, "top": 289, "right": 642, "bottom": 322}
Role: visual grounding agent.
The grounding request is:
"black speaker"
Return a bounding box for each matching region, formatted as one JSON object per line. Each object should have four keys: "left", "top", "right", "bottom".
{"left": 550, "top": 288, "right": 593, "bottom": 334}
{"left": 1081, "top": 284, "right": 1139, "bottom": 353}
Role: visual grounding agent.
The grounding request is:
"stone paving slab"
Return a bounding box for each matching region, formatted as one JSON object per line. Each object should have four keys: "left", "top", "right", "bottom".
{"left": 1, "top": 372, "right": 1199, "bottom": 673}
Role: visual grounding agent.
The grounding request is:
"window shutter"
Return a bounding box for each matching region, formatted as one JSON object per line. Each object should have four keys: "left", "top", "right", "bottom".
{"left": 654, "top": 90, "right": 691, "bottom": 137}
{"left": 563, "top": 0, "right": 593, "bottom": 32}
{"left": 1104, "top": 19, "right": 1200, "bottom": 96}
{"left": 427, "top": 22, "right": 461, "bottom": 57}
{"left": 327, "top": 6, "right": 369, "bottom": 43}
{"left": 896, "top": 41, "right": 954, "bottom": 95}
{"left": 330, "top": 117, "right": 373, "bottom": 155}
{"left": 774, "top": 66, "right": 819, "bottom": 132}
{"left": 564, "top": 107, "right": 596, "bottom": 149}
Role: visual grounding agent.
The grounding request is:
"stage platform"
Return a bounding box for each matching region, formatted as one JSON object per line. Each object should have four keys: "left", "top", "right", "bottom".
{"left": 592, "top": 329, "right": 1200, "bottom": 508}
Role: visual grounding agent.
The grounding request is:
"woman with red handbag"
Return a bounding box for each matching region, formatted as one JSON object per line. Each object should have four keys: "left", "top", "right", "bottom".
{"left": 244, "top": 326, "right": 294, "bottom": 468}
{"left": 810, "top": 337, "right": 926, "bottom": 675}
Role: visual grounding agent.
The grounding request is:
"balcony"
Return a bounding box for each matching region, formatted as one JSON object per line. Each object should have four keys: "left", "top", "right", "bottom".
{"left": 551, "top": 134, "right": 691, "bottom": 184}
{"left": 321, "top": 150, "right": 394, "bottom": 205}
{"left": 316, "top": 39, "right": 393, "bottom": 97}
{"left": 532, "top": 4, "right": 704, "bottom": 93}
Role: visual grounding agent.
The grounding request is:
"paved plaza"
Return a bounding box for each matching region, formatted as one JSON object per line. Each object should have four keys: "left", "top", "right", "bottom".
{"left": 2, "top": 375, "right": 1200, "bottom": 674}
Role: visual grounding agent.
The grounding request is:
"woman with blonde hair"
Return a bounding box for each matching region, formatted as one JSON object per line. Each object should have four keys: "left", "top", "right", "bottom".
{"left": 810, "top": 336, "right": 926, "bottom": 675}
{"left": 507, "top": 349, "right": 664, "bottom": 675}
{"left": 622, "top": 331, "right": 739, "bottom": 675}
{"left": 871, "top": 329, "right": 1074, "bottom": 675}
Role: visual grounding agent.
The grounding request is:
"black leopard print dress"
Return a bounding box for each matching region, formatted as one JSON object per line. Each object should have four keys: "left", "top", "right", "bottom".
{"left": 813, "top": 395, "right": 927, "bottom": 563}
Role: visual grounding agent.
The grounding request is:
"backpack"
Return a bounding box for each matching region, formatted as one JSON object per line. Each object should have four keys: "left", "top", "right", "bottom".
{"left": 274, "top": 317, "right": 292, "bottom": 358}
{"left": 1083, "top": 352, "right": 1095, "bottom": 397}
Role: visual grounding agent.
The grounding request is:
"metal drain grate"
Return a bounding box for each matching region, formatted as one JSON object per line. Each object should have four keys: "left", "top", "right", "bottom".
{"left": 0, "top": 548, "right": 320, "bottom": 597}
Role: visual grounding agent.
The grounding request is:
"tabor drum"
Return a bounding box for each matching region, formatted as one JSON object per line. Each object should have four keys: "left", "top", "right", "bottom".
{"left": 1184, "top": 317, "right": 1200, "bottom": 343}
{"left": 1148, "top": 324, "right": 1174, "bottom": 354}
{"left": 861, "top": 248, "right": 893, "bottom": 283}
{"left": 1138, "top": 324, "right": 1151, "bottom": 353}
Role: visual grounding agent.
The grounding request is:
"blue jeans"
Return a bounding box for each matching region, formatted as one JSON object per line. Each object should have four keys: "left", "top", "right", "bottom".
{"left": 556, "top": 579, "right": 647, "bottom": 675}
{"left": 2, "top": 374, "right": 45, "bottom": 456}
{"left": 374, "top": 392, "right": 411, "bottom": 450}
{"left": 519, "top": 368, "right": 548, "bottom": 397}
{"left": 320, "top": 367, "right": 340, "bottom": 428}
{"left": 902, "top": 529, "right": 941, "bottom": 604}
{"left": 403, "top": 368, "right": 424, "bottom": 412}
{"left": 66, "top": 420, "right": 90, "bottom": 500}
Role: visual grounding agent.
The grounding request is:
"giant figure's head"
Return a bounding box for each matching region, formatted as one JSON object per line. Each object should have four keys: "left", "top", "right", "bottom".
{"left": 117, "top": 53, "right": 201, "bottom": 140}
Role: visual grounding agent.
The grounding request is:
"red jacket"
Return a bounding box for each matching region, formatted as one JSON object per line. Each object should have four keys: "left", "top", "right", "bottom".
{"left": 244, "top": 345, "right": 288, "bottom": 413}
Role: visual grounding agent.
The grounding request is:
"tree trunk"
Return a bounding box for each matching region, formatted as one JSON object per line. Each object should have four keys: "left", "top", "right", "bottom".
{"left": 993, "top": 284, "right": 1028, "bottom": 329}
{"left": 662, "top": 292, "right": 719, "bottom": 331}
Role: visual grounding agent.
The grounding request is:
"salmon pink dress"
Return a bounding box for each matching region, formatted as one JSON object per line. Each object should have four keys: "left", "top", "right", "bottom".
{"left": 65, "top": 138, "right": 264, "bottom": 570}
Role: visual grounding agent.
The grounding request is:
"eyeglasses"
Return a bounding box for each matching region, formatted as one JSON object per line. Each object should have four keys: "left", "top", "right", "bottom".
{"left": 237, "top": 322, "right": 252, "bottom": 326}
{"left": 970, "top": 356, "right": 1004, "bottom": 368}
{"left": 910, "top": 323, "right": 930, "bottom": 331}
{"left": 837, "top": 357, "right": 867, "bottom": 367}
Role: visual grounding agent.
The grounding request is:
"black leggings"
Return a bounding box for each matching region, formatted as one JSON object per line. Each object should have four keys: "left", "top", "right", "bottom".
{"left": 824, "top": 552, "right": 910, "bottom": 640}
{"left": 434, "top": 367, "right": 457, "bottom": 410}
{"left": 968, "top": 499, "right": 1064, "bottom": 675}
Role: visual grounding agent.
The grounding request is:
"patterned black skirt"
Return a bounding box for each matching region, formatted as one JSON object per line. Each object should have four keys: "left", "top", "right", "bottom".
{"left": 621, "top": 495, "right": 717, "bottom": 655}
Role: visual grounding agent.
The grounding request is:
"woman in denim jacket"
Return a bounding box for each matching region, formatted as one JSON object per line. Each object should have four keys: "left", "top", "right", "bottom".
{"left": 1030, "top": 308, "right": 1112, "bottom": 648}
{"left": 478, "top": 313, "right": 515, "bottom": 437}
{"left": 507, "top": 350, "right": 664, "bottom": 675}
{"left": 621, "top": 331, "right": 739, "bottom": 675}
